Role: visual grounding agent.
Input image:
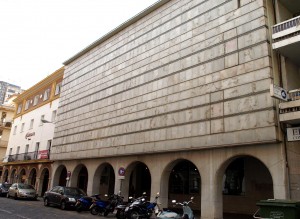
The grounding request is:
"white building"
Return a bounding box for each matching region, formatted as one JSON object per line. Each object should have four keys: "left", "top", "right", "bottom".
{"left": 1, "top": 67, "right": 64, "bottom": 196}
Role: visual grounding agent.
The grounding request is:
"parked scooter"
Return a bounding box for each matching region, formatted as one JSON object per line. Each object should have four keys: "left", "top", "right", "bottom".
{"left": 125, "top": 192, "right": 159, "bottom": 219}
{"left": 156, "top": 197, "right": 194, "bottom": 219}
{"left": 75, "top": 194, "right": 101, "bottom": 212}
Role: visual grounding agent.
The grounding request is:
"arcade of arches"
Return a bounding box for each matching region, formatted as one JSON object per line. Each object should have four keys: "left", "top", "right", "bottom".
{"left": 1, "top": 162, "right": 51, "bottom": 197}
{"left": 51, "top": 144, "right": 287, "bottom": 219}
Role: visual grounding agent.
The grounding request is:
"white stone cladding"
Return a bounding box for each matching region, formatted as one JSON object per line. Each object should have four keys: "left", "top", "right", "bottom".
{"left": 52, "top": 0, "right": 279, "bottom": 160}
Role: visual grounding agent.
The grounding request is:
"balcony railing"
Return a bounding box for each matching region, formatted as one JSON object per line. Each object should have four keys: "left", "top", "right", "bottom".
{"left": 273, "top": 16, "right": 300, "bottom": 36}
{"left": 7, "top": 150, "right": 50, "bottom": 162}
{"left": 279, "top": 89, "right": 300, "bottom": 125}
{"left": 272, "top": 16, "right": 300, "bottom": 64}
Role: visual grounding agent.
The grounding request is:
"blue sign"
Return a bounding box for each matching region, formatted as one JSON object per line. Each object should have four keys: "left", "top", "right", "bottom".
{"left": 118, "top": 167, "right": 125, "bottom": 176}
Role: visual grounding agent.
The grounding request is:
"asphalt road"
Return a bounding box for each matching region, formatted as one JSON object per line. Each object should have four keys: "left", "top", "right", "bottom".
{"left": 0, "top": 196, "right": 111, "bottom": 219}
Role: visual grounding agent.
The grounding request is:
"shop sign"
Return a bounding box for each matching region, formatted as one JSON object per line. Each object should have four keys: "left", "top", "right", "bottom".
{"left": 38, "top": 150, "right": 49, "bottom": 159}
{"left": 287, "top": 127, "right": 300, "bottom": 141}
{"left": 270, "top": 84, "right": 288, "bottom": 101}
{"left": 25, "top": 132, "right": 35, "bottom": 139}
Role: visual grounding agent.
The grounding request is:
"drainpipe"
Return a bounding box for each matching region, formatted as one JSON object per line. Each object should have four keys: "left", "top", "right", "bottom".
{"left": 272, "top": 0, "right": 291, "bottom": 199}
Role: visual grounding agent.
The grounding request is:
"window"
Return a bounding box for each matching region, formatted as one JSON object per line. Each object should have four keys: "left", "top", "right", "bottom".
{"left": 21, "top": 123, "right": 25, "bottom": 132}
{"left": 40, "top": 115, "right": 45, "bottom": 126}
{"left": 25, "top": 145, "right": 29, "bottom": 154}
{"left": 47, "top": 140, "right": 52, "bottom": 150}
{"left": 13, "top": 125, "right": 17, "bottom": 135}
{"left": 34, "top": 142, "right": 39, "bottom": 159}
{"left": 25, "top": 100, "right": 30, "bottom": 110}
{"left": 51, "top": 110, "right": 57, "bottom": 122}
{"left": 33, "top": 95, "right": 39, "bottom": 106}
{"left": 17, "top": 104, "right": 22, "bottom": 114}
{"left": 30, "top": 119, "right": 34, "bottom": 129}
{"left": 43, "top": 88, "right": 50, "bottom": 101}
{"left": 16, "top": 146, "right": 20, "bottom": 160}
{"left": 55, "top": 82, "right": 62, "bottom": 95}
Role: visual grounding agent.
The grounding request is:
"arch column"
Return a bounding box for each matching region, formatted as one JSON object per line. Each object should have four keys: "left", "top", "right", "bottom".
{"left": 200, "top": 156, "right": 222, "bottom": 219}
{"left": 87, "top": 170, "right": 94, "bottom": 196}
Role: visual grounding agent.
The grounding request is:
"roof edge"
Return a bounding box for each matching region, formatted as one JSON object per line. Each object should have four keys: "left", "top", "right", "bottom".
{"left": 63, "top": 0, "right": 171, "bottom": 65}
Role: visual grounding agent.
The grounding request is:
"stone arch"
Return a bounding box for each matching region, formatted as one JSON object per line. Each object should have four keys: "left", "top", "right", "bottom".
{"left": 122, "top": 161, "right": 151, "bottom": 199}
{"left": 2, "top": 169, "right": 9, "bottom": 183}
{"left": 161, "top": 159, "right": 201, "bottom": 212}
{"left": 52, "top": 165, "right": 67, "bottom": 186}
{"left": 70, "top": 164, "right": 88, "bottom": 192}
{"left": 18, "top": 168, "right": 26, "bottom": 183}
{"left": 38, "top": 168, "right": 50, "bottom": 196}
{"left": 28, "top": 168, "right": 37, "bottom": 187}
{"left": 10, "top": 169, "right": 17, "bottom": 183}
{"left": 216, "top": 155, "right": 274, "bottom": 217}
{"left": 92, "top": 162, "right": 115, "bottom": 195}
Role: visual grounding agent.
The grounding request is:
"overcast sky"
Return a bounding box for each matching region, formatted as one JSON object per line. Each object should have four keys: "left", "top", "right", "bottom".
{"left": 0, "top": 0, "right": 159, "bottom": 89}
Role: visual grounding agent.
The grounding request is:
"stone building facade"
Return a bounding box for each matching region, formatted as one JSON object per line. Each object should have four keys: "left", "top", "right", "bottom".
{"left": 51, "top": 0, "right": 299, "bottom": 218}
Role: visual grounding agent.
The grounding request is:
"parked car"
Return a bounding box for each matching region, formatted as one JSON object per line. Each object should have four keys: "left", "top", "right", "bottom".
{"left": 7, "top": 183, "right": 38, "bottom": 200}
{"left": 0, "top": 183, "right": 12, "bottom": 196}
{"left": 43, "top": 186, "right": 86, "bottom": 210}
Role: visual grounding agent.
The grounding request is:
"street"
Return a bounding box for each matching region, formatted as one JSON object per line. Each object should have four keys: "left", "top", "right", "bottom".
{"left": 0, "top": 196, "right": 107, "bottom": 219}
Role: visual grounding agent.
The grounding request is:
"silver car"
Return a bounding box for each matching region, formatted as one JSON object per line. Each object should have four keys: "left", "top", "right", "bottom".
{"left": 7, "top": 183, "right": 38, "bottom": 200}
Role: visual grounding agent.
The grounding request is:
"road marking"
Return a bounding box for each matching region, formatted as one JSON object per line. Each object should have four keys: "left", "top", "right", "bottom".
{"left": 0, "top": 208, "right": 12, "bottom": 214}
{"left": 0, "top": 208, "right": 32, "bottom": 219}
{"left": 15, "top": 214, "right": 31, "bottom": 219}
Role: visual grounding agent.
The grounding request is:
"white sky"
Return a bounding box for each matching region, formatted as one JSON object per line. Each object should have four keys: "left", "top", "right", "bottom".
{"left": 0, "top": 0, "right": 159, "bottom": 89}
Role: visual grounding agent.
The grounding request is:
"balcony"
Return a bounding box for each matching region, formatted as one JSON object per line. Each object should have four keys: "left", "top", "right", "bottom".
{"left": 6, "top": 150, "right": 50, "bottom": 162}
{"left": 279, "top": 89, "right": 300, "bottom": 124}
{"left": 272, "top": 16, "right": 300, "bottom": 65}
{"left": 0, "top": 140, "right": 8, "bottom": 148}
{"left": 0, "top": 121, "right": 12, "bottom": 128}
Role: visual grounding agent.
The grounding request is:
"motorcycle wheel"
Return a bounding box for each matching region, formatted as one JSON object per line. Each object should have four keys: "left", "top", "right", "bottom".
{"left": 76, "top": 204, "right": 82, "bottom": 212}
{"left": 130, "top": 211, "right": 139, "bottom": 219}
{"left": 104, "top": 210, "right": 109, "bottom": 216}
{"left": 116, "top": 210, "right": 124, "bottom": 219}
{"left": 90, "top": 206, "right": 101, "bottom": 215}
{"left": 182, "top": 214, "right": 189, "bottom": 219}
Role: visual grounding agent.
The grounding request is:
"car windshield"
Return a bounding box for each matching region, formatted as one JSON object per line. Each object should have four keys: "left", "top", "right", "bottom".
{"left": 18, "top": 184, "right": 34, "bottom": 189}
{"left": 2, "top": 184, "right": 11, "bottom": 189}
{"left": 64, "top": 187, "right": 86, "bottom": 196}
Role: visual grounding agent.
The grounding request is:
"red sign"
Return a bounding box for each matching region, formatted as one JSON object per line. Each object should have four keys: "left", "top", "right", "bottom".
{"left": 38, "top": 150, "right": 49, "bottom": 159}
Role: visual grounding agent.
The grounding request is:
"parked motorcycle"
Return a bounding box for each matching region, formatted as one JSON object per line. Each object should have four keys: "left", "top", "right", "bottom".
{"left": 75, "top": 194, "right": 101, "bottom": 212}
{"left": 90, "top": 193, "right": 124, "bottom": 216}
{"left": 104, "top": 193, "right": 124, "bottom": 216}
{"left": 125, "top": 192, "right": 159, "bottom": 219}
{"left": 116, "top": 193, "right": 146, "bottom": 219}
{"left": 115, "top": 196, "right": 134, "bottom": 219}
{"left": 90, "top": 196, "right": 108, "bottom": 215}
{"left": 156, "top": 197, "right": 194, "bottom": 219}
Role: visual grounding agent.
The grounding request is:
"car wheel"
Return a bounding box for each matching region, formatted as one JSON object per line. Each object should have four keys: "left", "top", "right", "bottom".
{"left": 60, "top": 201, "right": 66, "bottom": 210}
{"left": 44, "top": 198, "right": 49, "bottom": 206}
